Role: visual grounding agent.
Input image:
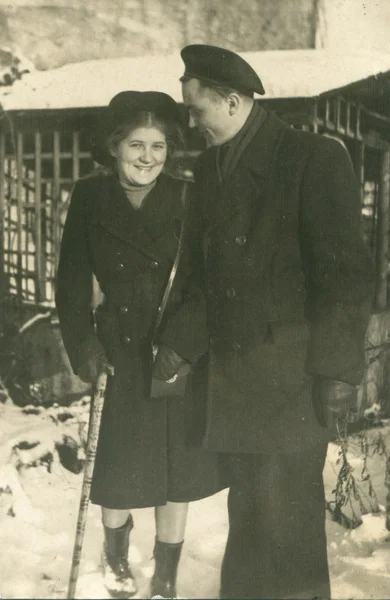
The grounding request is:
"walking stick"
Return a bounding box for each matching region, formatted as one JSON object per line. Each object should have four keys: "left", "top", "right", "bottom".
{"left": 67, "top": 367, "right": 112, "bottom": 599}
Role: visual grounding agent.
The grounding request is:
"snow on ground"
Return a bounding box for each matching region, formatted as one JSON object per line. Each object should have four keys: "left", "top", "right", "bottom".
{"left": 1, "top": 401, "right": 390, "bottom": 599}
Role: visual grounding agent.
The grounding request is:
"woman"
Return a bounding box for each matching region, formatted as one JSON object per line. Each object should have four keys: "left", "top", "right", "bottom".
{"left": 56, "top": 91, "right": 225, "bottom": 599}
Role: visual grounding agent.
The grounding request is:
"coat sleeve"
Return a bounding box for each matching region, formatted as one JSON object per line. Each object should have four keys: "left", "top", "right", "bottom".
{"left": 157, "top": 183, "right": 209, "bottom": 364}
{"left": 158, "top": 289, "right": 208, "bottom": 364}
{"left": 55, "top": 180, "right": 105, "bottom": 375}
{"left": 300, "top": 137, "right": 375, "bottom": 385}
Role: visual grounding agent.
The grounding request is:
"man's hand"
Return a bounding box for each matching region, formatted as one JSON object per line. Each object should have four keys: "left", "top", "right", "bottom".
{"left": 313, "top": 376, "right": 358, "bottom": 430}
{"left": 77, "top": 351, "right": 114, "bottom": 384}
{"left": 153, "top": 344, "right": 190, "bottom": 381}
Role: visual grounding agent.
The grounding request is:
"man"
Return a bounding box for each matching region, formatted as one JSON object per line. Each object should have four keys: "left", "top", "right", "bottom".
{"left": 180, "top": 44, "right": 375, "bottom": 599}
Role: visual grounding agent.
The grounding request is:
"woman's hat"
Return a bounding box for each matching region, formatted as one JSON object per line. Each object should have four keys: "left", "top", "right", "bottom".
{"left": 90, "top": 90, "right": 182, "bottom": 166}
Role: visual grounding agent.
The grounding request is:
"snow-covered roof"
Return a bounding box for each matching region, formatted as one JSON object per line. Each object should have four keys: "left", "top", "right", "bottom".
{"left": 1, "top": 48, "right": 390, "bottom": 111}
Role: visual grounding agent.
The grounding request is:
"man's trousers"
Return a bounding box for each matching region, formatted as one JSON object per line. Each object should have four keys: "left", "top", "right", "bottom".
{"left": 219, "top": 443, "right": 330, "bottom": 599}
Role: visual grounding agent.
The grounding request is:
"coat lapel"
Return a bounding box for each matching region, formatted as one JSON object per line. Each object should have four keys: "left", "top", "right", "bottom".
{"left": 92, "top": 174, "right": 181, "bottom": 261}
{"left": 206, "top": 112, "right": 288, "bottom": 235}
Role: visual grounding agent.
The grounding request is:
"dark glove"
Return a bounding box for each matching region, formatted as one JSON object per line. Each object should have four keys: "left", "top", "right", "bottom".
{"left": 153, "top": 344, "right": 190, "bottom": 381}
{"left": 77, "top": 351, "right": 114, "bottom": 384}
{"left": 313, "top": 376, "right": 358, "bottom": 430}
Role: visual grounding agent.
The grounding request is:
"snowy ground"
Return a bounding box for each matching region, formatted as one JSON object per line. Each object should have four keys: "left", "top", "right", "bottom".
{"left": 1, "top": 400, "right": 390, "bottom": 600}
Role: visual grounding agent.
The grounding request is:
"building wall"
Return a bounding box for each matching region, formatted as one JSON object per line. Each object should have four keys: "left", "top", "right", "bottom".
{"left": 316, "top": 0, "right": 390, "bottom": 53}
{"left": 163, "top": 0, "right": 317, "bottom": 52}
{"left": 0, "top": 0, "right": 318, "bottom": 70}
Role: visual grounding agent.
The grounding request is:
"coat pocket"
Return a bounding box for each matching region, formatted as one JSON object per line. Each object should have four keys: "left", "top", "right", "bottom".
{"left": 223, "top": 319, "right": 311, "bottom": 403}
{"left": 95, "top": 303, "right": 119, "bottom": 362}
{"left": 267, "top": 318, "right": 310, "bottom": 346}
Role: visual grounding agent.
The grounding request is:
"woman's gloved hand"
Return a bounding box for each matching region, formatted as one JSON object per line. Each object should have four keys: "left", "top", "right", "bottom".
{"left": 77, "top": 350, "right": 114, "bottom": 384}
{"left": 313, "top": 375, "right": 358, "bottom": 430}
{"left": 153, "top": 344, "right": 190, "bottom": 381}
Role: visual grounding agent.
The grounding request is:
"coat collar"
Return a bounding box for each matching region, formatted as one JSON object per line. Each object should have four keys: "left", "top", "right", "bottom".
{"left": 204, "top": 111, "right": 288, "bottom": 233}
{"left": 91, "top": 173, "right": 183, "bottom": 260}
{"left": 217, "top": 103, "right": 266, "bottom": 184}
{"left": 226, "top": 110, "right": 288, "bottom": 186}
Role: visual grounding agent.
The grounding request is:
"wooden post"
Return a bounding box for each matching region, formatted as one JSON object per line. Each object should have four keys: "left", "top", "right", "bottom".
{"left": 35, "top": 131, "right": 45, "bottom": 303}
{"left": 353, "top": 141, "right": 365, "bottom": 203}
{"left": 0, "top": 133, "right": 8, "bottom": 300}
{"left": 311, "top": 102, "right": 319, "bottom": 133}
{"left": 356, "top": 104, "right": 362, "bottom": 140}
{"left": 0, "top": 133, "right": 5, "bottom": 301}
{"left": 72, "top": 131, "right": 80, "bottom": 182}
{"left": 375, "top": 149, "right": 390, "bottom": 310}
{"left": 16, "top": 131, "right": 23, "bottom": 302}
{"left": 53, "top": 130, "right": 61, "bottom": 273}
{"left": 346, "top": 101, "right": 351, "bottom": 137}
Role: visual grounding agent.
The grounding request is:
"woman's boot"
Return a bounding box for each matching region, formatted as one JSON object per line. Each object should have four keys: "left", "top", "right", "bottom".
{"left": 150, "top": 539, "right": 184, "bottom": 599}
{"left": 102, "top": 515, "right": 138, "bottom": 598}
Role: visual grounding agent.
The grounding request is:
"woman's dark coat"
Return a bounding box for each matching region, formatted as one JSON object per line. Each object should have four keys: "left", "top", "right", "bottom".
{"left": 189, "top": 110, "right": 375, "bottom": 455}
{"left": 56, "top": 172, "right": 224, "bottom": 509}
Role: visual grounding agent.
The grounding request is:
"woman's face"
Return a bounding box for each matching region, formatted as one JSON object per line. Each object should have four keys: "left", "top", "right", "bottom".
{"left": 110, "top": 126, "right": 168, "bottom": 186}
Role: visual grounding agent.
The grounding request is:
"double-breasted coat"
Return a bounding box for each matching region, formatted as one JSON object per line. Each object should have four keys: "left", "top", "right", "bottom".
{"left": 188, "top": 110, "right": 375, "bottom": 455}
{"left": 56, "top": 172, "right": 226, "bottom": 509}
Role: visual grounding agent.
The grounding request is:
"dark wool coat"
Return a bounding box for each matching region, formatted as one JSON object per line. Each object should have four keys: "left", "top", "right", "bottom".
{"left": 188, "top": 110, "right": 375, "bottom": 455}
{"left": 55, "top": 172, "right": 226, "bottom": 509}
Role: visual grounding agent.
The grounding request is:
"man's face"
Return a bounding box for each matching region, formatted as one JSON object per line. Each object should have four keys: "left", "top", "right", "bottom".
{"left": 181, "top": 78, "right": 232, "bottom": 147}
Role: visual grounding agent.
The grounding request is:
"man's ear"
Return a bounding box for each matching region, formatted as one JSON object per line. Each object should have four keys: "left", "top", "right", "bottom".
{"left": 227, "top": 93, "right": 240, "bottom": 116}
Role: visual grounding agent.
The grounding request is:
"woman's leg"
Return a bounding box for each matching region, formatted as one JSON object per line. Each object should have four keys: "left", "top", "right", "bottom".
{"left": 102, "top": 507, "right": 131, "bottom": 528}
{"left": 155, "top": 501, "right": 189, "bottom": 543}
{"left": 151, "top": 501, "right": 189, "bottom": 598}
{"left": 101, "top": 506, "right": 137, "bottom": 597}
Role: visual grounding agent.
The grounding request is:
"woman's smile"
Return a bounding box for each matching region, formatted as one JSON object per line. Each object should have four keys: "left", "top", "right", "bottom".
{"left": 111, "top": 126, "right": 168, "bottom": 186}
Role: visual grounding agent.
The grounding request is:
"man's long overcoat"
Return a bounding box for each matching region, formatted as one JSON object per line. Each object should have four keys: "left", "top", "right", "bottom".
{"left": 189, "top": 111, "right": 375, "bottom": 454}
{"left": 55, "top": 172, "right": 224, "bottom": 508}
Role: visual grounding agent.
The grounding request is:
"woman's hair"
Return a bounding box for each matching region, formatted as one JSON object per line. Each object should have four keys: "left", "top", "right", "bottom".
{"left": 105, "top": 111, "right": 185, "bottom": 168}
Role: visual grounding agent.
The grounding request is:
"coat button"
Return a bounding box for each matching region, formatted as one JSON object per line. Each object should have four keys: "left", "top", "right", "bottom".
{"left": 122, "top": 335, "right": 131, "bottom": 344}
{"left": 235, "top": 235, "right": 247, "bottom": 246}
{"left": 210, "top": 336, "right": 217, "bottom": 346}
{"left": 150, "top": 261, "right": 159, "bottom": 269}
{"left": 116, "top": 262, "right": 124, "bottom": 271}
{"left": 232, "top": 341, "right": 241, "bottom": 352}
{"left": 120, "top": 305, "right": 128, "bottom": 314}
{"left": 226, "top": 287, "right": 236, "bottom": 299}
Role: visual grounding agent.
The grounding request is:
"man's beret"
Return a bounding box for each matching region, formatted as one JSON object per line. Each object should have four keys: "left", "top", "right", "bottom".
{"left": 180, "top": 44, "right": 265, "bottom": 97}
